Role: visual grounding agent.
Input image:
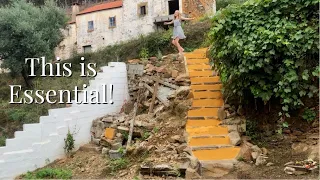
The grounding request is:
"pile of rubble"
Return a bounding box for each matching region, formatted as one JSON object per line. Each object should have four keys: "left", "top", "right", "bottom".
{"left": 89, "top": 54, "right": 199, "bottom": 178}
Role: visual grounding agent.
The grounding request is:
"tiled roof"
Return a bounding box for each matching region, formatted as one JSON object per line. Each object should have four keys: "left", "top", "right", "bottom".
{"left": 77, "top": 1, "right": 123, "bottom": 15}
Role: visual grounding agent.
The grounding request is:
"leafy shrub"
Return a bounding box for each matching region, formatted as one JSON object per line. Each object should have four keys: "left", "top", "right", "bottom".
{"left": 208, "top": 0, "right": 319, "bottom": 117}
{"left": 302, "top": 108, "right": 317, "bottom": 122}
{"left": 108, "top": 158, "right": 129, "bottom": 173}
{"left": 139, "top": 47, "right": 149, "bottom": 59}
{"left": 64, "top": 129, "right": 75, "bottom": 155}
{"left": 23, "top": 168, "right": 72, "bottom": 179}
{"left": 0, "top": 136, "right": 6, "bottom": 146}
{"left": 216, "top": 0, "right": 246, "bottom": 10}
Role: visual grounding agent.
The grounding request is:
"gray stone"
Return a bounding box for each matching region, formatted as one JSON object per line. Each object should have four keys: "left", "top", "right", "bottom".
{"left": 92, "top": 138, "right": 100, "bottom": 145}
{"left": 128, "top": 64, "right": 144, "bottom": 76}
{"left": 111, "top": 142, "right": 122, "bottom": 150}
{"left": 102, "top": 116, "right": 114, "bottom": 123}
{"left": 109, "top": 149, "right": 123, "bottom": 159}
{"left": 201, "top": 162, "right": 234, "bottom": 178}
{"left": 177, "top": 143, "right": 188, "bottom": 154}
{"left": 266, "top": 162, "right": 274, "bottom": 166}
{"left": 255, "top": 155, "right": 267, "bottom": 166}
{"left": 227, "top": 125, "right": 238, "bottom": 132}
{"left": 284, "top": 161, "right": 294, "bottom": 166}
{"left": 102, "top": 147, "right": 109, "bottom": 155}
{"left": 251, "top": 152, "right": 259, "bottom": 160}
{"left": 175, "top": 86, "right": 190, "bottom": 97}
{"left": 185, "top": 168, "right": 201, "bottom": 179}
{"left": 284, "top": 167, "right": 296, "bottom": 175}
{"left": 187, "top": 155, "right": 200, "bottom": 169}
{"left": 229, "top": 131, "right": 241, "bottom": 146}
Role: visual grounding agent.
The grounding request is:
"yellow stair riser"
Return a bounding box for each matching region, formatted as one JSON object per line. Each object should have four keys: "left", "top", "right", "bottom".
{"left": 192, "top": 91, "right": 223, "bottom": 99}
{"left": 186, "top": 126, "right": 228, "bottom": 136}
{"left": 190, "top": 77, "right": 221, "bottom": 83}
{"left": 185, "top": 53, "right": 207, "bottom": 59}
{"left": 192, "top": 147, "right": 241, "bottom": 161}
{"left": 189, "top": 71, "right": 214, "bottom": 77}
{"left": 186, "top": 119, "right": 221, "bottom": 127}
{"left": 189, "top": 137, "right": 231, "bottom": 147}
{"left": 187, "top": 59, "right": 209, "bottom": 65}
{"left": 188, "top": 108, "right": 219, "bottom": 117}
{"left": 192, "top": 99, "right": 224, "bottom": 107}
{"left": 191, "top": 84, "right": 222, "bottom": 91}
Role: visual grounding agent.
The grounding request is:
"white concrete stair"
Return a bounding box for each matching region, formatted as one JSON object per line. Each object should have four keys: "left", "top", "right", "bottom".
{"left": 0, "top": 62, "right": 129, "bottom": 179}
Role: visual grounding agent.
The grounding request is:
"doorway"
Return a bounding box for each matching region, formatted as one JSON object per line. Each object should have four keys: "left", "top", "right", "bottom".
{"left": 168, "top": 0, "right": 179, "bottom": 15}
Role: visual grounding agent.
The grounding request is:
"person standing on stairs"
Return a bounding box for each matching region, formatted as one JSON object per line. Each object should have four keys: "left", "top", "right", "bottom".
{"left": 164, "top": 10, "right": 194, "bottom": 57}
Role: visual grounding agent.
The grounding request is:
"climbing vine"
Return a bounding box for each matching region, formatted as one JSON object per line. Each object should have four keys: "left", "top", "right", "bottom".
{"left": 208, "top": 0, "right": 319, "bottom": 117}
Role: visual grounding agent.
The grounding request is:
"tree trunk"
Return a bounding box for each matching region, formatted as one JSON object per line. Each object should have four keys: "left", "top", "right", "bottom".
{"left": 21, "top": 69, "right": 33, "bottom": 88}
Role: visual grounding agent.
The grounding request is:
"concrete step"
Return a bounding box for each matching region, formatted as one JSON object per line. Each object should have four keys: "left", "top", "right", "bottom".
{"left": 191, "top": 84, "right": 222, "bottom": 91}
{"left": 186, "top": 125, "right": 228, "bottom": 136}
{"left": 185, "top": 53, "right": 206, "bottom": 59}
{"left": 192, "top": 147, "right": 240, "bottom": 161}
{"left": 188, "top": 64, "right": 211, "bottom": 71}
{"left": 188, "top": 108, "right": 219, "bottom": 118}
{"left": 192, "top": 91, "right": 222, "bottom": 99}
{"left": 192, "top": 99, "right": 224, "bottom": 108}
{"left": 186, "top": 59, "right": 209, "bottom": 65}
{"left": 189, "top": 136, "right": 231, "bottom": 147}
{"left": 190, "top": 77, "right": 220, "bottom": 84}
{"left": 186, "top": 119, "right": 221, "bottom": 128}
{"left": 189, "top": 71, "right": 214, "bottom": 77}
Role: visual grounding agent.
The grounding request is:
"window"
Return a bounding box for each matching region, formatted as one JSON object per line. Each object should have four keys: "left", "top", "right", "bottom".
{"left": 140, "top": 6, "right": 146, "bottom": 15}
{"left": 83, "top": 45, "right": 92, "bottom": 53}
{"left": 109, "top": 16, "right": 116, "bottom": 28}
{"left": 137, "top": 3, "right": 147, "bottom": 16}
{"left": 88, "top": 21, "right": 94, "bottom": 31}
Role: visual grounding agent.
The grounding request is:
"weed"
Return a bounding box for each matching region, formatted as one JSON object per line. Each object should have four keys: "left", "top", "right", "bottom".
{"left": 23, "top": 168, "right": 72, "bottom": 179}
{"left": 64, "top": 129, "right": 75, "bottom": 156}
{"left": 109, "top": 158, "right": 129, "bottom": 173}
{"left": 141, "top": 131, "right": 150, "bottom": 140}
{"left": 139, "top": 47, "right": 149, "bottom": 59}
{"left": 153, "top": 127, "right": 159, "bottom": 133}
{"left": 156, "top": 49, "right": 163, "bottom": 60}
{"left": 133, "top": 176, "right": 140, "bottom": 180}
{"left": 118, "top": 146, "right": 125, "bottom": 155}
{"left": 302, "top": 108, "right": 317, "bottom": 123}
{"left": 237, "top": 156, "right": 245, "bottom": 162}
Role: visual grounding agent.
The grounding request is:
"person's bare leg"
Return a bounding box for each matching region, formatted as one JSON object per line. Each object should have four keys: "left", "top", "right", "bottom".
{"left": 172, "top": 39, "right": 179, "bottom": 52}
{"left": 175, "top": 38, "right": 183, "bottom": 54}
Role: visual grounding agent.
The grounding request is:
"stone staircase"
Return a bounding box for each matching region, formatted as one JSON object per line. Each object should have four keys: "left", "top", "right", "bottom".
{"left": 184, "top": 48, "right": 240, "bottom": 178}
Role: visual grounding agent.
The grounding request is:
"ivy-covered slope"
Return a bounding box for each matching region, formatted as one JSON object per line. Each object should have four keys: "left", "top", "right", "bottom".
{"left": 208, "top": 0, "right": 319, "bottom": 116}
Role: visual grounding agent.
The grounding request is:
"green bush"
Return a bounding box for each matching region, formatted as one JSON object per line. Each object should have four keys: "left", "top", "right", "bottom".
{"left": 302, "top": 108, "right": 317, "bottom": 123}
{"left": 23, "top": 168, "right": 72, "bottom": 179}
{"left": 216, "top": 0, "right": 246, "bottom": 10}
{"left": 208, "top": 0, "right": 319, "bottom": 117}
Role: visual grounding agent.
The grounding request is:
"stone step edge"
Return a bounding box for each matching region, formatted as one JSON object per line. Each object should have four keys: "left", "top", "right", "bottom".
{"left": 191, "top": 145, "right": 234, "bottom": 151}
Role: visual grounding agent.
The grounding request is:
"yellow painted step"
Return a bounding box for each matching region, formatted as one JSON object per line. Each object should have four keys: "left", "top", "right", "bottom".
{"left": 187, "top": 59, "right": 209, "bottom": 65}
{"left": 189, "top": 71, "right": 213, "bottom": 77}
{"left": 186, "top": 126, "right": 228, "bottom": 136}
{"left": 186, "top": 119, "right": 221, "bottom": 127}
{"left": 188, "top": 64, "right": 211, "bottom": 70}
{"left": 192, "top": 147, "right": 241, "bottom": 161}
{"left": 192, "top": 99, "right": 224, "bottom": 107}
{"left": 190, "top": 77, "right": 221, "bottom": 84}
{"left": 193, "top": 48, "right": 208, "bottom": 53}
{"left": 192, "top": 91, "right": 222, "bottom": 99}
{"left": 189, "top": 137, "right": 230, "bottom": 147}
{"left": 188, "top": 108, "right": 219, "bottom": 117}
{"left": 185, "top": 53, "right": 206, "bottom": 59}
{"left": 191, "top": 84, "right": 222, "bottom": 91}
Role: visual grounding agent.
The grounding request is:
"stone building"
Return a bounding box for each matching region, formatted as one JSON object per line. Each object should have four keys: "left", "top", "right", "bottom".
{"left": 55, "top": 0, "right": 215, "bottom": 60}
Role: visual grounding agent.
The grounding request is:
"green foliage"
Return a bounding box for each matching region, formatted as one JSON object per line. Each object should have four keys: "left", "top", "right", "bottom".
{"left": 208, "top": 0, "right": 319, "bottom": 116}
{"left": 141, "top": 131, "right": 150, "bottom": 140}
{"left": 0, "top": 0, "right": 67, "bottom": 86}
{"left": 23, "top": 168, "right": 72, "bottom": 179}
{"left": 63, "top": 129, "right": 75, "bottom": 155}
{"left": 302, "top": 108, "right": 317, "bottom": 122}
{"left": 139, "top": 47, "right": 149, "bottom": 59}
{"left": 0, "top": 135, "right": 6, "bottom": 146}
{"left": 118, "top": 146, "right": 125, "bottom": 155}
{"left": 109, "top": 158, "right": 129, "bottom": 173}
{"left": 153, "top": 127, "right": 159, "bottom": 133}
{"left": 216, "top": 0, "right": 246, "bottom": 10}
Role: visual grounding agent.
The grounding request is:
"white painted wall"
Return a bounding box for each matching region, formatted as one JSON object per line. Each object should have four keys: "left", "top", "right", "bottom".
{"left": 76, "top": 7, "right": 124, "bottom": 52}
{"left": 54, "top": 23, "right": 77, "bottom": 60}
{"left": 0, "top": 62, "right": 129, "bottom": 179}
